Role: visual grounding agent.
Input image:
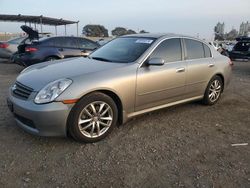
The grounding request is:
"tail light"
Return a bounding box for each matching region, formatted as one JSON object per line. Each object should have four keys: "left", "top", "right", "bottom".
{"left": 228, "top": 59, "right": 233, "bottom": 66}
{"left": 0, "top": 43, "right": 9, "bottom": 48}
{"left": 25, "top": 47, "right": 38, "bottom": 52}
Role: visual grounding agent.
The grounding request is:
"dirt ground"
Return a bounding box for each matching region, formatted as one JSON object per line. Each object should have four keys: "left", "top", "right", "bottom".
{"left": 0, "top": 60, "right": 249, "bottom": 188}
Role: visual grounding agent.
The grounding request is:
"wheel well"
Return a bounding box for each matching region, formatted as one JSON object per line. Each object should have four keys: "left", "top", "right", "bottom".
{"left": 45, "top": 56, "right": 60, "bottom": 60}
{"left": 215, "top": 74, "right": 224, "bottom": 92}
{"left": 96, "top": 90, "right": 123, "bottom": 125}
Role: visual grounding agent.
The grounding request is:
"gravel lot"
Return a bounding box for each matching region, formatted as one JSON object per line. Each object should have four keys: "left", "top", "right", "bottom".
{"left": 0, "top": 60, "right": 249, "bottom": 188}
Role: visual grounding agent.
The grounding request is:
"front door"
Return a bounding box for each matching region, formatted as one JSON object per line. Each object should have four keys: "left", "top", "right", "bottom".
{"left": 136, "top": 38, "right": 186, "bottom": 111}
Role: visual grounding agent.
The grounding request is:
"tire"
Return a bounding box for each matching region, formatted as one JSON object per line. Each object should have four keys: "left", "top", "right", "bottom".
{"left": 45, "top": 56, "right": 58, "bottom": 61}
{"left": 202, "top": 75, "right": 223, "bottom": 105}
{"left": 68, "top": 92, "right": 118, "bottom": 143}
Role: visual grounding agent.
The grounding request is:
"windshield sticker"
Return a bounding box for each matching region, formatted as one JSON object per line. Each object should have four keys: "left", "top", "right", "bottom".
{"left": 135, "top": 39, "right": 153, "bottom": 44}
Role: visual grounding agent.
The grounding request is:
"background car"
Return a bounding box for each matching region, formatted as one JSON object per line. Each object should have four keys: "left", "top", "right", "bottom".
{"left": 0, "top": 37, "right": 26, "bottom": 59}
{"left": 13, "top": 36, "right": 100, "bottom": 66}
{"left": 7, "top": 34, "right": 232, "bottom": 143}
{"left": 208, "top": 41, "right": 220, "bottom": 50}
{"left": 229, "top": 37, "right": 250, "bottom": 61}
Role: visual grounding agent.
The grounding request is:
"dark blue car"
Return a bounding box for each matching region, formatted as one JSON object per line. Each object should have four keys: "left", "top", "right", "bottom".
{"left": 13, "top": 26, "right": 100, "bottom": 66}
{"left": 229, "top": 37, "right": 250, "bottom": 61}
{"left": 13, "top": 36, "right": 100, "bottom": 66}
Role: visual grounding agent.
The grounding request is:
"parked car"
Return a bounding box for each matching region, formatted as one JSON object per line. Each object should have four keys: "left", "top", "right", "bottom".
{"left": 229, "top": 37, "right": 250, "bottom": 61}
{"left": 208, "top": 41, "right": 220, "bottom": 50}
{"left": 7, "top": 33, "right": 232, "bottom": 142}
{"left": 12, "top": 25, "right": 100, "bottom": 66}
{"left": 96, "top": 38, "right": 111, "bottom": 46}
{"left": 0, "top": 37, "right": 27, "bottom": 59}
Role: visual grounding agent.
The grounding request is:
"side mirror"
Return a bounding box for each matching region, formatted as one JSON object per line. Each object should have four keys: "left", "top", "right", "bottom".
{"left": 147, "top": 58, "right": 165, "bottom": 66}
{"left": 81, "top": 49, "right": 90, "bottom": 57}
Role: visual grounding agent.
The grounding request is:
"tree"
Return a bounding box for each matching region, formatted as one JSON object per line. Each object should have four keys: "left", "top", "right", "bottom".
{"left": 127, "top": 29, "right": 136, "bottom": 35}
{"left": 111, "top": 27, "right": 137, "bottom": 36}
{"left": 214, "top": 33, "right": 224, "bottom": 41}
{"left": 111, "top": 27, "right": 128, "bottom": 36}
{"left": 225, "top": 29, "right": 238, "bottom": 40}
{"left": 139, "top": 30, "right": 148, "bottom": 33}
{"left": 82, "top": 25, "right": 109, "bottom": 37}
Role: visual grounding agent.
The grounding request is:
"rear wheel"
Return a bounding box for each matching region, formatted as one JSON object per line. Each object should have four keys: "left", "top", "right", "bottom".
{"left": 203, "top": 76, "right": 223, "bottom": 105}
{"left": 68, "top": 92, "right": 118, "bottom": 143}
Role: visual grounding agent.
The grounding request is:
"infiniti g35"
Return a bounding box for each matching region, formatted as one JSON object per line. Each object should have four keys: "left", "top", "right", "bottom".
{"left": 7, "top": 33, "right": 232, "bottom": 142}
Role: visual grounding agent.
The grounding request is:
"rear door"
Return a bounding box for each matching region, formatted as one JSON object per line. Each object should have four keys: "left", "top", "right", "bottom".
{"left": 183, "top": 38, "right": 214, "bottom": 98}
{"left": 54, "top": 37, "right": 81, "bottom": 58}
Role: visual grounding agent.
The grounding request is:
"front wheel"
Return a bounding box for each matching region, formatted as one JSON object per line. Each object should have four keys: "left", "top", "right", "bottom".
{"left": 203, "top": 76, "right": 223, "bottom": 105}
{"left": 68, "top": 92, "right": 118, "bottom": 143}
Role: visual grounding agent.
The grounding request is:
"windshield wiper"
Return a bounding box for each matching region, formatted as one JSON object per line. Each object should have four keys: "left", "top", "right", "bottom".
{"left": 90, "top": 56, "right": 113, "bottom": 62}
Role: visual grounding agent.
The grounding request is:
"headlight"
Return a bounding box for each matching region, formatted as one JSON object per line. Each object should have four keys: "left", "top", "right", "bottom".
{"left": 34, "top": 78, "right": 72, "bottom": 104}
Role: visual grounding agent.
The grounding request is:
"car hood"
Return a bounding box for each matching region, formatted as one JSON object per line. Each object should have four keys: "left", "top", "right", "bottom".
{"left": 17, "top": 57, "right": 128, "bottom": 91}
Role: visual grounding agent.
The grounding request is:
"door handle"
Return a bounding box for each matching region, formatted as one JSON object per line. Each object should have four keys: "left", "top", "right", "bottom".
{"left": 176, "top": 67, "right": 185, "bottom": 73}
{"left": 208, "top": 63, "right": 215, "bottom": 67}
{"left": 58, "top": 48, "right": 64, "bottom": 51}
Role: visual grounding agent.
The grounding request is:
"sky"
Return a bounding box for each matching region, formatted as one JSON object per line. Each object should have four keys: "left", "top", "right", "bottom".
{"left": 0, "top": 0, "right": 249, "bottom": 40}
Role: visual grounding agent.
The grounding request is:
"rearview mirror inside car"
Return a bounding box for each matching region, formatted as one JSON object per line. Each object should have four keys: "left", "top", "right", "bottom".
{"left": 147, "top": 58, "right": 165, "bottom": 66}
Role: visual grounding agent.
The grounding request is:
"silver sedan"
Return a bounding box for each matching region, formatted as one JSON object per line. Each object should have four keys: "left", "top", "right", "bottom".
{"left": 7, "top": 33, "right": 232, "bottom": 142}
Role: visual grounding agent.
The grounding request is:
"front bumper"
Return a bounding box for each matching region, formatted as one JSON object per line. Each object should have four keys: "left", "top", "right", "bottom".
{"left": 7, "top": 88, "right": 73, "bottom": 137}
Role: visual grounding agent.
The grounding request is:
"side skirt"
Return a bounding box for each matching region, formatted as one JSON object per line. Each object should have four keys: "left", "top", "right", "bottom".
{"left": 123, "top": 95, "right": 203, "bottom": 123}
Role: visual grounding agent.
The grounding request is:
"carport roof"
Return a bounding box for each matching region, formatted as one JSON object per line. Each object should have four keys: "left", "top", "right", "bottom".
{"left": 0, "top": 14, "right": 78, "bottom": 26}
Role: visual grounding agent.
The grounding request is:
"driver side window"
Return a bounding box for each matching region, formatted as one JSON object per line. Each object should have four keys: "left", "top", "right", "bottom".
{"left": 149, "top": 38, "right": 182, "bottom": 63}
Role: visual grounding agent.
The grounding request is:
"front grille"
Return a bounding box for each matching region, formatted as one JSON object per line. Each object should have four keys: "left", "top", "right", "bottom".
{"left": 12, "top": 82, "right": 33, "bottom": 100}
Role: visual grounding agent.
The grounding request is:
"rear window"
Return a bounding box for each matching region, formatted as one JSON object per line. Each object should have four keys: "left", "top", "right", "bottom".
{"left": 234, "top": 42, "right": 250, "bottom": 52}
{"left": 185, "top": 39, "right": 204, "bottom": 60}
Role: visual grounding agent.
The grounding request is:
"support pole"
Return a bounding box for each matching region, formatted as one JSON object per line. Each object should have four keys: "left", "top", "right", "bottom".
{"left": 40, "top": 17, "right": 43, "bottom": 33}
{"left": 64, "top": 25, "right": 67, "bottom": 35}
{"left": 76, "top": 21, "right": 79, "bottom": 36}
{"left": 55, "top": 25, "right": 57, "bottom": 36}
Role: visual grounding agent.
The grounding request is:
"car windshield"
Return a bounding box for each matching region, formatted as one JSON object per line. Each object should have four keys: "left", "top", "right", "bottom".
{"left": 89, "top": 37, "right": 156, "bottom": 63}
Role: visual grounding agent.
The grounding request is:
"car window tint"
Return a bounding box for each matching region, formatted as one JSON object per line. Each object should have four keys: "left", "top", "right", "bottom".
{"left": 42, "top": 38, "right": 54, "bottom": 46}
{"left": 78, "top": 38, "right": 98, "bottom": 50}
{"left": 203, "top": 44, "right": 212, "bottom": 58}
{"left": 150, "top": 38, "right": 182, "bottom": 62}
{"left": 53, "top": 37, "right": 64, "bottom": 47}
{"left": 234, "top": 42, "right": 250, "bottom": 52}
{"left": 63, "top": 38, "right": 78, "bottom": 48}
{"left": 185, "top": 39, "right": 204, "bottom": 59}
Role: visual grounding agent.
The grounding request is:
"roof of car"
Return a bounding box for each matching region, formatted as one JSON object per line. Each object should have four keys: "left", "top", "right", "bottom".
{"left": 121, "top": 33, "right": 191, "bottom": 39}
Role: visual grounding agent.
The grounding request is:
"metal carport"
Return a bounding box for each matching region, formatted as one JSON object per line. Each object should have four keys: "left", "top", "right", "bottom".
{"left": 0, "top": 14, "right": 79, "bottom": 36}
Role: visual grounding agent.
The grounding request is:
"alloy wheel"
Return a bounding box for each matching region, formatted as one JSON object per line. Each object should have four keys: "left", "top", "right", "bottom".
{"left": 78, "top": 101, "right": 113, "bottom": 138}
{"left": 208, "top": 80, "right": 222, "bottom": 103}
